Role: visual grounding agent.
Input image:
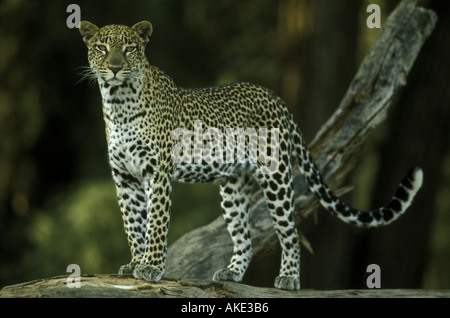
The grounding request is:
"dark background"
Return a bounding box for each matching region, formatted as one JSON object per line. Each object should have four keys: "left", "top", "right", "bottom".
{"left": 0, "top": 0, "right": 449, "bottom": 290}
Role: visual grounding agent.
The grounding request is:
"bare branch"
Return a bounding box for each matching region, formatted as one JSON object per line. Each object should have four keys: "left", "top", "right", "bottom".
{"left": 166, "top": 0, "right": 437, "bottom": 284}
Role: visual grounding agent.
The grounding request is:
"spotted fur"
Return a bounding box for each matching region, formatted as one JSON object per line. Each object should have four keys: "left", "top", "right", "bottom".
{"left": 79, "top": 21, "right": 423, "bottom": 291}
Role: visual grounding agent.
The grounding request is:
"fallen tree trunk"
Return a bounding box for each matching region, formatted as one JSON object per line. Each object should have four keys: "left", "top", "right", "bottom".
{"left": 165, "top": 0, "right": 437, "bottom": 283}
{"left": 1, "top": 274, "right": 449, "bottom": 298}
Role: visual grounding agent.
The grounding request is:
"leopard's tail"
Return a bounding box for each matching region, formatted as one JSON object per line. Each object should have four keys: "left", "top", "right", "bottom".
{"left": 294, "top": 129, "right": 423, "bottom": 228}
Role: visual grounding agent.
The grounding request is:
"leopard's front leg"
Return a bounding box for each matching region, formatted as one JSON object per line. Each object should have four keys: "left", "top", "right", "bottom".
{"left": 133, "top": 172, "right": 172, "bottom": 282}
{"left": 112, "top": 168, "right": 148, "bottom": 276}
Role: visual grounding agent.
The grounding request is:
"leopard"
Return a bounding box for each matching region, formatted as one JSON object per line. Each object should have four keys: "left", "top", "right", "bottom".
{"left": 79, "top": 20, "right": 423, "bottom": 291}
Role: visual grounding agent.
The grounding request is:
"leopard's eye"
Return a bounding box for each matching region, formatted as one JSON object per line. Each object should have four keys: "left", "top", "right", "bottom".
{"left": 124, "top": 46, "right": 137, "bottom": 55}
{"left": 95, "top": 44, "right": 108, "bottom": 53}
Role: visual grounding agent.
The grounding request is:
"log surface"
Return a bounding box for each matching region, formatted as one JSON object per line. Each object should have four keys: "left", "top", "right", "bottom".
{"left": 1, "top": 274, "right": 448, "bottom": 298}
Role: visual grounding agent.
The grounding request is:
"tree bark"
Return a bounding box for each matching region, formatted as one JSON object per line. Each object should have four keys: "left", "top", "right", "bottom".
{"left": 165, "top": 0, "right": 437, "bottom": 287}
{"left": 1, "top": 274, "right": 449, "bottom": 298}
{"left": 359, "top": 0, "right": 450, "bottom": 288}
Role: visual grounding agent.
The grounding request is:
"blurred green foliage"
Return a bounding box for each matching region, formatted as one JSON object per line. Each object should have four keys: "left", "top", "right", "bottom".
{"left": 424, "top": 154, "right": 450, "bottom": 288}
{"left": 23, "top": 180, "right": 127, "bottom": 279}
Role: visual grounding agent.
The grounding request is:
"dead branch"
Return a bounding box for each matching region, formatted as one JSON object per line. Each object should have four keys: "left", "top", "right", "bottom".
{"left": 165, "top": 0, "right": 437, "bottom": 282}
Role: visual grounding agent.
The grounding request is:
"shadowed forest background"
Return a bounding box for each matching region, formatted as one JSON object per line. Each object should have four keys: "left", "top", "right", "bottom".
{"left": 0, "top": 0, "right": 449, "bottom": 290}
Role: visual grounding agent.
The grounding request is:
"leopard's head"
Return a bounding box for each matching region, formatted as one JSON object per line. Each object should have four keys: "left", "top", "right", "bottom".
{"left": 79, "top": 21, "right": 152, "bottom": 86}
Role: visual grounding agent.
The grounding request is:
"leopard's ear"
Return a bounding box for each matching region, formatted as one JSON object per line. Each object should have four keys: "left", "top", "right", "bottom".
{"left": 132, "top": 21, "right": 153, "bottom": 45}
{"left": 79, "top": 21, "right": 100, "bottom": 45}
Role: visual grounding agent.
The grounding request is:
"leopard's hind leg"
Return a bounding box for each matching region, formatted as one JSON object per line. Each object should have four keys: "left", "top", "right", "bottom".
{"left": 254, "top": 164, "right": 301, "bottom": 291}
{"left": 213, "top": 173, "right": 254, "bottom": 283}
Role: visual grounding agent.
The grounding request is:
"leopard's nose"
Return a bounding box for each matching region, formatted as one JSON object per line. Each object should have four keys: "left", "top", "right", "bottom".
{"left": 108, "top": 66, "right": 123, "bottom": 75}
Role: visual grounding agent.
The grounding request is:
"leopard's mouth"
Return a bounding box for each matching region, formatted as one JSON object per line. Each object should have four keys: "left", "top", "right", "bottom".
{"left": 106, "top": 77, "right": 125, "bottom": 85}
{"left": 100, "top": 72, "right": 128, "bottom": 87}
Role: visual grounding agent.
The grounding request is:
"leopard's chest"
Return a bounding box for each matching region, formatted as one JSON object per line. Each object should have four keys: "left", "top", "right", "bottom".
{"left": 107, "top": 123, "right": 158, "bottom": 180}
{"left": 102, "top": 86, "right": 158, "bottom": 180}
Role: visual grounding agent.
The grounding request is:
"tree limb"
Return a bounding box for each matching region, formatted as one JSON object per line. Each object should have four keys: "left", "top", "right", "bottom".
{"left": 1, "top": 274, "right": 449, "bottom": 298}
{"left": 166, "top": 0, "right": 437, "bottom": 282}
